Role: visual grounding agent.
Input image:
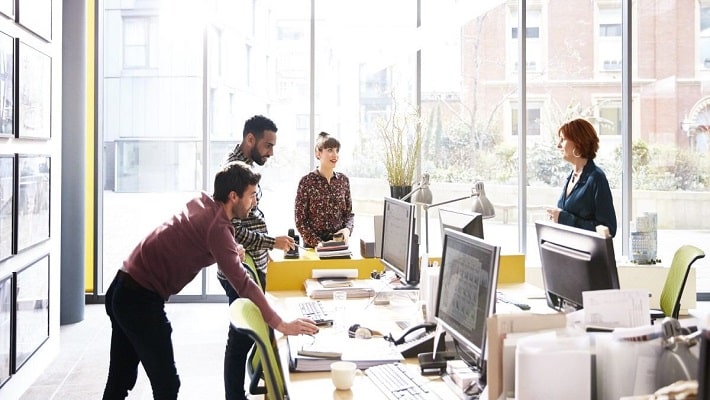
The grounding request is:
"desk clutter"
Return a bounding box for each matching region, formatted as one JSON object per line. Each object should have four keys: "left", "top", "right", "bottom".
{"left": 487, "top": 312, "right": 705, "bottom": 400}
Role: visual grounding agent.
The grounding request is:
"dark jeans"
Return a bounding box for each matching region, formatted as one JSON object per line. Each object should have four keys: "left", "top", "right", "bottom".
{"left": 102, "top": 271, "right": 181, "bottom": 400}
{"left": 220, "top": 269, "right": 266, "bottom": 400}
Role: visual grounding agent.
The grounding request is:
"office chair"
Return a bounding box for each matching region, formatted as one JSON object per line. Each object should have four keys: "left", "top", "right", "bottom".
{"left": 230, "top": 297, "right": 289, "bottom": 400}
{"left": 650, "top": 245, "right": 705, "bottom": 323}
{"left": 240, "top": 254, "right": 268, "bottom": 396}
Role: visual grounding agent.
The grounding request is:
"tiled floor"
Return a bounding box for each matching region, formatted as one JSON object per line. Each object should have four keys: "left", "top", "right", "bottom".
{"left": 19, "top": 303, "right": 229, "bottom": 400}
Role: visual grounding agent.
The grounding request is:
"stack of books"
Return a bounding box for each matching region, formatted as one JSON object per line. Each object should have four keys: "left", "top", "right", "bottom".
{"left": 316, "top": 241, "right": 352, "bottom": 259}
{"left": 286, "top": 332, "right": 403, "bottom": 372}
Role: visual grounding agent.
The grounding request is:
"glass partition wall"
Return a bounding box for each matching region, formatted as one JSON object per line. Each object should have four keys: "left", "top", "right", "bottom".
{"left": 96, "top": 0, "right": 710, "bottom": 300}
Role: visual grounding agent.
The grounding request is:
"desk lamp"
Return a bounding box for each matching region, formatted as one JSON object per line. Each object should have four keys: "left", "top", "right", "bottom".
{"left": 401, "top": 173, "right": 433, "bottom": 204}
{"left": 421, "top": 180, "right": 495, "bottom": 253}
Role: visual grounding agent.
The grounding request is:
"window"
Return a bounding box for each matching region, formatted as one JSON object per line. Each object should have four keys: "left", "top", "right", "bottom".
{"left": 701, "top": 5, "right": 710, "bottom": 69}
{"left": 598, "top": 7, "right": 622, "bottom": 71}
{"left": 598, "top": 103, "right": 622, "bottom": 135}
{"left": 122, "top": 16, "right": 157, "bottom": 69}
{"left": 511, "top": 105, "right": 541, "bottom": 135}
{"left": 509, "top": 8, "right": 541, "bottom": 73}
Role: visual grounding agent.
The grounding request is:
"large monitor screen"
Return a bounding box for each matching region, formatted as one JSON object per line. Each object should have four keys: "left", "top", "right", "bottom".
{"left": 435, "top": 229, "right": 500, "bottom": 373}
{"left": 535, "top": 221, "right": 619, "bottom": 312}
{"left": 439, "top": 208, "right": 484, "bottom": 242}
{"left": 380, "top": 197, "right": 419, "bottom": 285}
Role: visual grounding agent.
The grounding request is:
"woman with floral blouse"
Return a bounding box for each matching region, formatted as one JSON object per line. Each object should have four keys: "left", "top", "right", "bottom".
{"left": 295, "top": 132, "right": 354, "bottom": 247}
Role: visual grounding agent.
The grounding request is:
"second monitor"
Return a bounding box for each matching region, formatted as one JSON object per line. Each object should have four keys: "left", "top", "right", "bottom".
{"left": 380, "top": 196, "right": 420, "bottom": 286}
{"left": 439, "top": 207, "right": 484, "bottom": 242}
{"left": 535, "top": 220, "right": 619, "bottom": 312}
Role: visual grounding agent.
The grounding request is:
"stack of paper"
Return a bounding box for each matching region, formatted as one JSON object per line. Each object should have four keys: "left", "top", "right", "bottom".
{"left": 286, "top": 333, "right": 403, "bottom": 372}
{"left": 316, "top": 248, "right": 352, "bottom": 259}
{"left": 303, "top": 279, "right": 375, "bottom": 299}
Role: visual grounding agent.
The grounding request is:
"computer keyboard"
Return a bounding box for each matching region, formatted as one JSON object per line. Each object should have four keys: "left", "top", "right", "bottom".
{"left": 365, "top": 362, "right": 443, "bottom": 400}
{"left": 298, "top": 300, "right": 333, "bottom": 326}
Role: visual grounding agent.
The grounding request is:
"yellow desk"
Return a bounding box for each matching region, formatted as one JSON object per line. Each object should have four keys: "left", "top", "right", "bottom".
{"left": 266, "top": 250, "right": 382, "bottom": 291}
{"left": 266, "top": 249, "right": 526, "bottom": 291}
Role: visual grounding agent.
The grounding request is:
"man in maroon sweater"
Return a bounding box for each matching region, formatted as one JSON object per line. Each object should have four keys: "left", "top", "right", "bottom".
{"left": 102, "top": 161, "right": 318, "bottom": 400}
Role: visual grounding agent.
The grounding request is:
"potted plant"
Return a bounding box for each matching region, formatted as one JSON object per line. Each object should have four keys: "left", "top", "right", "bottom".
{"left": 376, "top": 95, "right": 423, "bottom": 200}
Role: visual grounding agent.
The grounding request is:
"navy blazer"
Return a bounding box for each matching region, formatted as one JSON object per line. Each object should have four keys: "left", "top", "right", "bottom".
{"left": 556, "top": 159, "right": 617, "bottom": 237}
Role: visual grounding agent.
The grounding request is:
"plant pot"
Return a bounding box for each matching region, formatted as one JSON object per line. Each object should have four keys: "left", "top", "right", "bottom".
{"left": 389, "top": 185, "right": 412, "bottom": 201}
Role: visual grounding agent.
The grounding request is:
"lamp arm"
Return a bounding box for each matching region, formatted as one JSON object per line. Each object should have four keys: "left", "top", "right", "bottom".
{"left": 400, "top": 184, "right": 421, "bottom": 201}
{"left": 422, "top": 194, "right": 472, "bottom": 210}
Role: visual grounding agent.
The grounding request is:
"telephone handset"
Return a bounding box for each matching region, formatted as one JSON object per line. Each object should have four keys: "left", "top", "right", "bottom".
{"left": 389, "top": 322, "right": 444, "bottom": 358}
{"left": 390, "top": 322, "right": 437, "bottom": 345}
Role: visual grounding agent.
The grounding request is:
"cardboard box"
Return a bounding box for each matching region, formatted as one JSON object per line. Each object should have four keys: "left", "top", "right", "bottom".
{"left": 486, "top": 313, "right": 566, "bottom": 400}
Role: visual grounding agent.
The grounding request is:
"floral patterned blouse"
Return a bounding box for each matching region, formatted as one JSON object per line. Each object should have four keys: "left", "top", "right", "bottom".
{"left": 294, "top": 169, "right": 354, "bottom": 247}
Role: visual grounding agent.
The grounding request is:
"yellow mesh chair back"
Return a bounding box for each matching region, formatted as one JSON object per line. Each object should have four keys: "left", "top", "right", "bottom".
{"left": 242, "top": 253, "right": 262, "bottom": 289}
{"left": 241, "top": 253, "right": 267, "bottom": 395}
{"left": 659, "top": 245, "right": 705, "bottom": 319}
{"left": 230, "top": 298, "right": 288, "bottom": 400}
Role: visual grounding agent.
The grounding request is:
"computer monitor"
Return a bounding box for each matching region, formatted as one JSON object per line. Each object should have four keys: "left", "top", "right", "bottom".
{"left": 438, "top": 208, "right": 484, "bottom": 242}
{"left": 380, "top": 197, "right": 419, "bottom": 286}
{"left": 535, "top": 220, "right": 620, "bottom": 312}
{"left": 435, "top": 228, "right": 500, "bottom": 376}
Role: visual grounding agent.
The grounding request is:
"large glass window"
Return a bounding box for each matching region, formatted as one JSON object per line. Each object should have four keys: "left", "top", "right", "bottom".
{"left": 97, "top": 0, "right": 710, "bottom": 299}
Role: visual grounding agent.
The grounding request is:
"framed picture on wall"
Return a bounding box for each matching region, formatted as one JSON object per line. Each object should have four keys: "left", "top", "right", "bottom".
{"left": 0, "top": 0, "right": 13, "bottom": 20}
{"left": 12, "top": 255, "right": 49, "bottom": 373}
{"left": 0, "top": 154, "right": 12, "bottom": 261}
{"left": 14, "top": 154, "right": 50, "bottom": 253}
{"left": 17, "top": 0, "right": 51, "bottom": 41}
{"left": 17, "top": 41, "right": 51, "bottom": 140}
{"left": 0, "top": 273, "right": 11, "bottom": 388}
{"left": 0, "top": 32, "right": 13, "bottom": 138}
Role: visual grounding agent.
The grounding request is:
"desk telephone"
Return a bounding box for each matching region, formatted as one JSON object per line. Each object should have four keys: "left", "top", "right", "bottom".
{"left": 389, "top": 322, "right": 446, "bottom": 358}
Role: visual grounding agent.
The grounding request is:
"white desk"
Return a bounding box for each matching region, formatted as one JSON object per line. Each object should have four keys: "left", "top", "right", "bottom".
{"left": 263, "top": 284, "right": 546, "bottom": 399}
{"left": 526, "top": 264, "right": 697, "bottom": 314}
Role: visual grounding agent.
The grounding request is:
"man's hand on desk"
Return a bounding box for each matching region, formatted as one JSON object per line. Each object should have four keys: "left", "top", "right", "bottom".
{"left": 276, "top": 318, "right": 320, "bottom": 336}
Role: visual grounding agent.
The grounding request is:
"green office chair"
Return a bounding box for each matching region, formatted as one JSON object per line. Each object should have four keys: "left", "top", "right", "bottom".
{"left": 650, "top": 245, "right": 705, "bottom": 323}
{"left": 242, "top": 253, "right": 263, "bottom": 289}
{"left": 240, "top": 254, "right": 268, "bottom": 396}
{"left": 230, "top": 298, "right": 288, "bottom": 400}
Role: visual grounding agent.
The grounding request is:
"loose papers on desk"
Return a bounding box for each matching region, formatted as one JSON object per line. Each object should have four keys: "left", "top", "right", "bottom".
{"left": 303, "top": 278, "right": 375, "bottom": 299}
{"left": 286, "top": 332, "right": 403, "bottom": 372}
{"left": 582, "top": 289, "right": 650, "bottom": 329}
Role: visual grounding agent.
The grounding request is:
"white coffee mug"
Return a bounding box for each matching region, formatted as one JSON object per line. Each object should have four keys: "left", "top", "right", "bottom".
{"left": 330, "top": 361, "right": 360, "bottom": 390}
